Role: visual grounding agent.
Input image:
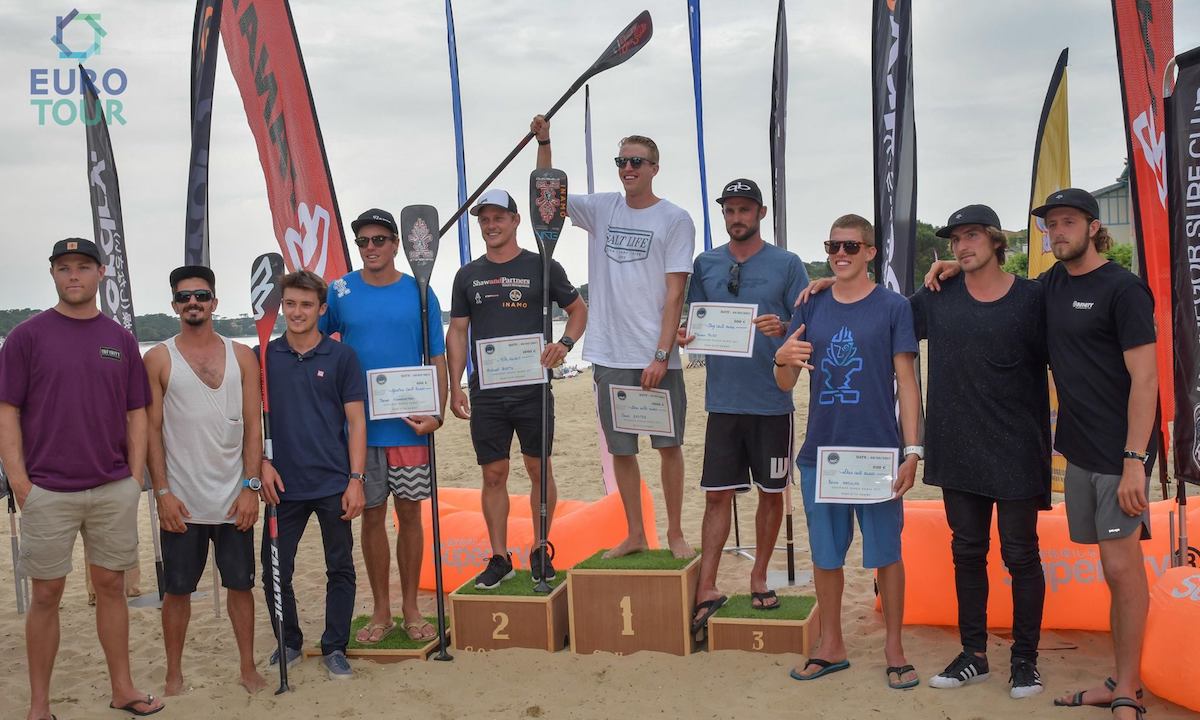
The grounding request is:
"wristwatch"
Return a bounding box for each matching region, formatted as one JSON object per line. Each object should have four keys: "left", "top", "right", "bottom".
{"left": 156, "top": 487, "right": 172, "bottom": 497}
{"left": 348, "top": 472, "right": 367, "bottom": 483}
{"left": 558, "top": 335, "right": 575, "bottom": 350}
{"left": 243, "top": 477, "right": 262, "bottom": 491}
{"left": 654, "top": 348, "right": 669, "bottom": 363}
{"left": 902, "top": 445, "right": 924, "bottom": 460}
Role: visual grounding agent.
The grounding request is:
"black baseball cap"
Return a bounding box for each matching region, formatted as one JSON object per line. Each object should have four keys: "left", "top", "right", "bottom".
{"left": 470, "top": 189, "right": 519, "bottom": 216}
{"left": 716, "top": 178, "right": 763, "bottom": 206}
{"left": 935, "top": 204, "right": 1003, "bottom": 238}
{"left": 1031, "top": 188, "right": 1100, "bottom": 220}
{"left": 169, "top": 265, "right": 216, "bottom": 291}
{"left": 49, "top": 237, "right": 103, "bottom": 264}
{"left": 351, "top": 208, "right": 398, "bottom": 235}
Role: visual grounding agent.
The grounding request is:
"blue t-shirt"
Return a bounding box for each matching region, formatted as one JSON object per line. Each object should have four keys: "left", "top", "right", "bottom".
{"left": 790, "top": 285, "right": 918, "bottom": 465}
{"left": 688, "top": 243, "right": 809, "bottom": 415}
{"left": 266, "top": 334, "right": 367, "bottom": 501}
{"left": 321, "top": 271, "right": 446, "bottom": 447}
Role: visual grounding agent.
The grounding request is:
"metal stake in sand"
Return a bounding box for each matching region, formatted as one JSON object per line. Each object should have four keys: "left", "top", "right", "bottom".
{"left": 400, "top": 205, "right": 453, "bottom": 661}
{"left": 529, "top": 169, "right": 569, "bottom": 594}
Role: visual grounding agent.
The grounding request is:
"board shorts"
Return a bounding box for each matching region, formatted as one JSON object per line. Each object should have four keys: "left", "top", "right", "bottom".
{"left": 1063, "top": 462, "right": 1151, "bottom": 544}
{"left": 161, "top": 522, "right": 255, "bottom": 594}
{"left": 365, "top": 445, "right": 432, "bottom": 505}
{"left": 18, "top": 476, "right": 141, "bottom": 580}
{"left": 700, "top": 413, "right": 794, "bottom": 493}
{"left": 469, "top": 391, "right": 553, "bottom": 465}
{"left": 798, "top": 464, "right": 903, "bottom": 570}
{"left": 593, "top": 364, "right": 686, "bottom": 456}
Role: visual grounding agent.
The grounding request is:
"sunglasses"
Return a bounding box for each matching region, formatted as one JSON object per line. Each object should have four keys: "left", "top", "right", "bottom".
{"left": 727, "top": 262, "right": 742, "bottom": 296}
{"left": 173, "top": 289, "right": 213, "bottom": 303}
{"left": 613, "top": 156, "right": 655, "bottom": 169}
{"left": 824, "top": 240, "right": 871, "bottom": 255}
{"left": 354, "top": 234, "right": 395, "bottom": 248}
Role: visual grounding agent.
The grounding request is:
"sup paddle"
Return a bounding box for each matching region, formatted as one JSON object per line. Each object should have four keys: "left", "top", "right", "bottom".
{"left": 399, "top": 205, "right": 453, "bottom": 661}
{"left": 250, "top": 252, "right": 290, "bottom": 694}
{"left": 2, "top": 463, "right": 28, "bottom": 614}
{"left": 529, "top": 168, "right": 568, "bottom": 593}
{"left": 437, "top": 10, "right": 653, "bottom": 238}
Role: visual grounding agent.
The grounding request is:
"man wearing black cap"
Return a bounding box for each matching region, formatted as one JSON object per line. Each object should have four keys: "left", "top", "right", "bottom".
{"left": 446, "top": 189, "right": 588, "bottom": 588}
{"left": 320, "top": 209, "right": 449, "bottom": 645}
{"left": 678, "top": 179, "right": 808, "bottom": 632}
{"left": 0, "top": 238, "right": 164, "bottom": 717}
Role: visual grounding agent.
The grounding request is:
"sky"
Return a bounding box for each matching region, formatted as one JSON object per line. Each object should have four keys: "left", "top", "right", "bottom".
{"left": 1, "top": 0, "right": 1198, "bottom": 318}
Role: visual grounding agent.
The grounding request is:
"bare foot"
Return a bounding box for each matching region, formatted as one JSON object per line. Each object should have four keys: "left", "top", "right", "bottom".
{"left": 667, "top": 534, "right": 695, "bottom": 559}
{"left": 603, "top": 536, "right": 648, "bottom": 559}
{"left": 240, "top": 669, "right": 268, "bottom": 694}
{"left": 163, "top": 674, "right": 185, "bottom": 697}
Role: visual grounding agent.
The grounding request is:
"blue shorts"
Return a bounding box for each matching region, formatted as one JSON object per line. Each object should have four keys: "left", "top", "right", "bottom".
{"left": 798, "top": 464, "right": 904, "bottom": 570}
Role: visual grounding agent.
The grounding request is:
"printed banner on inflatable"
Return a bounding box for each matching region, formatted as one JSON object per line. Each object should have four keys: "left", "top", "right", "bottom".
{"left": 221, "top": 0, "right": 351, "bottom": 282}
{"left": 769, "top": 0, "right": 788, "bottom": 249}
{"left": 184, "top": 0, "right": 221, "bottom": 267}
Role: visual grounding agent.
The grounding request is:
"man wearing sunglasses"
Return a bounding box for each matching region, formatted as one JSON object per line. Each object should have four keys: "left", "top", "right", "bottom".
{"left": 531, "top": 114, "right": 696, "bottom": 559}
{"left": 679, "top": 179, "right": 809, "bottom": 633}
{"left": 143, "top": 265, "right": 267, "bottom": 695}
{"left": 320, "top": 208, "right": 449, "bottom": 645}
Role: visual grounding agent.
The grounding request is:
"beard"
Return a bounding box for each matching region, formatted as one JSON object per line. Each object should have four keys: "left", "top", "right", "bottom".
{"left": 1051, "top": 234, "right": 1089, "bottom": 263}
{"left": 728, "top": 221, "right": 760, "bottom": 242}
{"left": 183, "top": 309, "right": 206, "bottom": 326}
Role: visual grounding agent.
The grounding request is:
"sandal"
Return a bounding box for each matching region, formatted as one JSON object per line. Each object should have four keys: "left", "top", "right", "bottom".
{"left": 109, "top": 694, "right": 164, "bottom": 716}
{"left": 355, "top": 621, "right": 396, "bottom": 645}
{"left": 1054, "top": 677, "right": 1145, "bottom": 707}
{"left": 751, "top": 590, "right": 780, "bottom": 610}
{"left": 404, "top": 620, "right": 436, "bottom": 642}
{"left": 887, "top": 664, "right": 920, "bottom": 690}
{"left": 1109, "top": 696, "right": 1147, "bottom": 719}
{"left": 789, "top": 658, "right": 850, "bottom": 681}
{"left": 690, "top": 596, "right": 728, "bottom": 642}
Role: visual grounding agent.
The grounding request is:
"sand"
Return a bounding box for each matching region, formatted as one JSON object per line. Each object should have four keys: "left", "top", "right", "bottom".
{"left": 0, "top": 364, "right": 1192, "bottom": 719}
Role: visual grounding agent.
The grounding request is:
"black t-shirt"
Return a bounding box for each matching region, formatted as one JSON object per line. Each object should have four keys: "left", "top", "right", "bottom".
{"left": 911, "top": 275, "right": 1051, "bottom": 505}
{"left": 1040, "top": 261, "right": 1157, "bottom": 474}
{"left": 450, "top": 249, "right": 579, "bottom": 397}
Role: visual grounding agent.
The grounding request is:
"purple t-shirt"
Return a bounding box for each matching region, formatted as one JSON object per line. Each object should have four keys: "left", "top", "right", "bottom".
{"left": 0, "top": 309, "right": 150, "bottom": 491}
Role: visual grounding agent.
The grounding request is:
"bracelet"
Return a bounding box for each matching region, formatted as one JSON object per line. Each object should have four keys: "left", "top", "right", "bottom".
{"left": 1123, "top": 449, "right": 1149, "bottom": 463}
{"left": 537, "top": 138, "right": 551, "bottom": 146}
{"left": 773, "top": 359, "right": 786, "bottom": 368}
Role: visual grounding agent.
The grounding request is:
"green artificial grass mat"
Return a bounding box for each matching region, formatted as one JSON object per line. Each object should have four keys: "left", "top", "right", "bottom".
{"left": 454, "top": 569, "right": 565, "bottom": 596}
{"left": 714, "top": 593, "right": 815, "bottom": 621}
{"left": 573, "top": 548, "right": 693, "bottom": 571}
{"left": 342, "top": 615, "right": 443, "bottom": 650}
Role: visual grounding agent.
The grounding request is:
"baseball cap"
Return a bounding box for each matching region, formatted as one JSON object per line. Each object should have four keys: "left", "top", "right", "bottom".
{"left": 470, "top": 189, "right": 518, "bottom": 216}
{"left": 351, "top": 208, "right": 398, "bottom": 235}
{"left": 1031, "top": 188, "right": 1100, "bottom": 220}
{"left": 48, "top": 237, "right": 103, "bottom": 264}
{"left": 935, "top": 204, "right": 1003, "bottom": 238}
{"left": 716, "top": 178, "right": 763, "bottom": 205}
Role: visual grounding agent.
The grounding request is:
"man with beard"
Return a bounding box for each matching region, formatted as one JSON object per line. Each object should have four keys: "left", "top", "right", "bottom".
{"left": 679, "top": 179, "right": 808, "bottom": 636}
{"left": 144, "top": 265, "right": 267, "bottom": 695}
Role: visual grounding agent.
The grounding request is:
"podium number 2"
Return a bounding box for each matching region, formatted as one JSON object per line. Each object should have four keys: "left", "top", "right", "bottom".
{"left": 491, "top": 612, "right": 510, "bottom": 640}
{"left": 751, "top": 631, "right": 764, "bottom": 650}
{"left": 619, "top": 595, "right": 635, "bottom": 636}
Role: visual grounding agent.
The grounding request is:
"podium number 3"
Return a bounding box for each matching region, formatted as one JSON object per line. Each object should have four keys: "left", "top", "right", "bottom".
{"left": 492, "top": 612, "right": 510, "bottom": 640}
{"left": 751, "top": 631, "right": 764, "bottom": 650}
{"left": 619, "top": 595, "right": 635, "bottom": 636}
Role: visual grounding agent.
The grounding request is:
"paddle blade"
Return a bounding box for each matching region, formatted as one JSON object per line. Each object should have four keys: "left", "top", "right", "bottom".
{"left": 587, "top": 10, "right": 653, "bottom": 80}
{"left": 530, "top": 168, "right": 568, "bottom": 260}
{"left": 400, "top": 205, "right": 441, "bottom": 288}
{"left": 250, "top": 253, "right": 286, "bottom": 349}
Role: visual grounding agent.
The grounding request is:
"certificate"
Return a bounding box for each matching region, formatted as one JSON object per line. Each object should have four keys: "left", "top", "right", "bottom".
{"left": 815, "top": 446, "right": 898, "bottom": 504}
{"left": 476, "top": 333, "right": 548, "bottom": 390}
{"left": 367, "top": 366, "right": 440, "bottom": 419}
{"left": 685, "top": 302, "right": 757, "bottom": 358}
{"left": 609, "top": 385, "right": 675, "bottom": 437}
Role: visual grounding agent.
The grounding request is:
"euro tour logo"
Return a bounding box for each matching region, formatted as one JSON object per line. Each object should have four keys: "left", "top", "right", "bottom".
{"left": 30, "top": 9, "right": 128, "bottom": 126}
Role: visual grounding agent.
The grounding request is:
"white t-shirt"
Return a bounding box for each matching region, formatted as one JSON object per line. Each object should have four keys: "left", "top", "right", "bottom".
{"left": 568, "top": 192, "right": 695, "bottom": 369}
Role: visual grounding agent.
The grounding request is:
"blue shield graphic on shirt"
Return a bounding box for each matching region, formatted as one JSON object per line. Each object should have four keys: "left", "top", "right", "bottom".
{"left": 818, "top": 326, "right": 862, "bottom": 405}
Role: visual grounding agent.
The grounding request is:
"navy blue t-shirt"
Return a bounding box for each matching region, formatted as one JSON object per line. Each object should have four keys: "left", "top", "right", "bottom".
{"left": 791, "top": 285, "right": 918, "bottom": 466}
{"left": 265, "top": 334, "right": 367, "bottom": 500}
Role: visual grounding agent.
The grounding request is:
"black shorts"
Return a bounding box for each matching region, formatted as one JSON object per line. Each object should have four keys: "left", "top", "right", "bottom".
{"left": 161, "top": 523, "right": 255, "bottom": 595}
{"left": 700, "top": 413, "right": 794, "bottom": 493}
{"left": 469, "top": 391, "right": 554, "bottom": 465}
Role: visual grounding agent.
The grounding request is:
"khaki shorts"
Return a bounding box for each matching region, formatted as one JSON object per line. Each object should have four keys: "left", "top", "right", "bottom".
{"left": 18, "top": 476, "right": 141, "bottom": 580}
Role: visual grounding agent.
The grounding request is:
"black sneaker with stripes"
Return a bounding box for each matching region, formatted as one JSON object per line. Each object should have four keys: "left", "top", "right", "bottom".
{"left": 1009, "top": 658, "right": 1044, "bottom": 699}
{"left": 928, "top": 652, "right": 990, "bottom": 689}
{"left": 475, "top": 553, "right": 515, "bottom": 590}
{"left": 529, "top": 544, "right": 556, "bottom": 584}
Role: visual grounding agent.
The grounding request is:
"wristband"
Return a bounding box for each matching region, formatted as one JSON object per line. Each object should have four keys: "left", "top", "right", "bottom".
{"left": 1123, "top": 450, "right": 1149, "bottom": 463}
{"left": 537, "top": 138, "right": 551, "bottom": 146}
{"left": 156, "top": 487, "right": 171, "bottom": 497}
{"left": 902, "top": 445, "right": 924, "bottom": 460}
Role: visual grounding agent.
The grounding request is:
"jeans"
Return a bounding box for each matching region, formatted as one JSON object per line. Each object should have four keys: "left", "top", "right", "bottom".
{"left": 942, "top": 488, "right": 1045, "bottom": 662}
{"left": 261, "top": 493, "right": 356, "bottom": 656}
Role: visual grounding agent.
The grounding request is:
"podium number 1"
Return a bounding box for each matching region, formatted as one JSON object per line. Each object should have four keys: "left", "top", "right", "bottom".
{"left": 492, "top": 612, "right": 510, "bottom": 640}
{"left": 619, "top": 595, "right": 635, "bottom": 636}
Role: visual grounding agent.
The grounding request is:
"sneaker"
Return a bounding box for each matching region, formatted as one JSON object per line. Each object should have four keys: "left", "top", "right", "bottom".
{"left": 928, "top": 652, "right": 990, "bottom": 689}
{"left": 475, "top": 553, "right": 515, "bottom": 589}
{"left": 1009, "top": 659, "right": 1044, "bottom": 699}
{"left": 321, "top": 650, "right": 352, "bottom": 680}
{"left": 268, "top": 645, "right": 302, "bottom": 669}
{"left": 529, "top": 544, "right": 557, "bottom": 583}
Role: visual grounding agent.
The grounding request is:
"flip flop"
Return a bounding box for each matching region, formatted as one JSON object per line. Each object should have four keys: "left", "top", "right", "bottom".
{"left": 109, "top": 694, "right": 163, "bottom": 716}
{"left": 789, "top": 658, "right": 851, "bottom": 681}
{"left": 690, "top": 596, "right": 728, "bottom": 639}
{"left": 887, "top": 664, "right": 920, "bottom": 690}
{"left": 1054, "top": 678, "right": 1145, "bottom": 707}
{"left": 751, "top": 590, "right": 780, "bottom": 610}
{"left": 355, "top": 621, "right": 397, "bottom": 645}
{"left": 404, "top": 620, "right": 436, "bottom": 642}
{"left": 1109, "top": 697, "right": 1147, "bottom": 719}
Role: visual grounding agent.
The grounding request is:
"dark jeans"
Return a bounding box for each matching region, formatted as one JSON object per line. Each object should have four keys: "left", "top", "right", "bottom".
{"left": 261, "top": 493, "right": 356, "bottom": 656}
{"left": 942, "top": 488, "right": 1045, "bottom": 662}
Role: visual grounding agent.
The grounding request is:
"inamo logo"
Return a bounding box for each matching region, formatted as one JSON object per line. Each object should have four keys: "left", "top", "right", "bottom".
{"left": 30, "top": 9, "right": 129, "bottom": 126}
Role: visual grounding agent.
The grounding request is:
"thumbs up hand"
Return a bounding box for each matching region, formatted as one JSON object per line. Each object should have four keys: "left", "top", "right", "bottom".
{"left": 774, "top": 324, "right": 813, "bottom": 370}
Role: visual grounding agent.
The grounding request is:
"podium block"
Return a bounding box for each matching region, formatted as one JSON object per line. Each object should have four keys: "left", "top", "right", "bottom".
{"left": 449, "top": 571, "right": 569, "bottom": 652}
{"left": 707, "top": 595, "right": 818, "bottom": 655}
{"left": 301, "top": 615, "right": 448, "bottom": 663}
{"left": 568, "top": 550, "right": 700, "bottom": 656}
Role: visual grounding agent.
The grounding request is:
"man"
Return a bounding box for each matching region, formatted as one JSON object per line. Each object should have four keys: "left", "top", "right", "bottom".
{"left": 775, "top": 215, "right": 921, "bottom": 690}
{"left": 322, "top": 208, "right": 448, "bottom": 644}
{"left": 679, "top": 179, "right": 808, "bottom": 633}
{"left": 144, "top": 265, "right": 267, "bottom": 695}
{"left": 925, "top": 190, "right": 1157, "bottom": 719}
{"left": 446, "top": 189, "right": 588, "bottom": 588}
{"left": 259, "top": 270, "right": 366, "bottom": 680}
{"left": 532, "top": 114, "right": 696, "bottom": 558}
{"left": 0, "top": 238, "right": 164, "bottom": 719}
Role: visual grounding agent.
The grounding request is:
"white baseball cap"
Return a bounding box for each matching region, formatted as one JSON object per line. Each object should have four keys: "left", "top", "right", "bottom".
{"left": 470, "top": 189, "right": 518, "bottom": 216}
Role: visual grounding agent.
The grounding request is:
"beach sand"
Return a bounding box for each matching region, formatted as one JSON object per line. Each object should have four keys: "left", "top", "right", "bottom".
{"left": 0, "top": 364, "right": 1191, "bottom": 719}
